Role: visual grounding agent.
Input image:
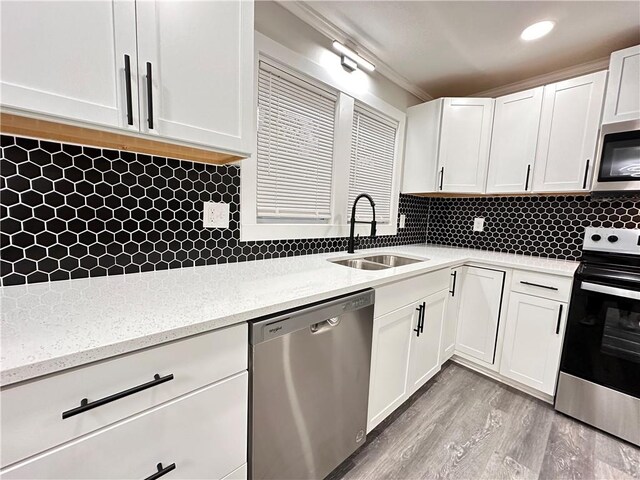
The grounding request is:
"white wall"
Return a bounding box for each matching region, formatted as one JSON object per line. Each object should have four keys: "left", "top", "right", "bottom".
{"left": 254, "top": 1, "right": 422, "bottom": 112}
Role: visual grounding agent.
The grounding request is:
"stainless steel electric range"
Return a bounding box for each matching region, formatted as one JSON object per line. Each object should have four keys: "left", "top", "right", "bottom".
{"left": 555, "top": 227, "right": 640, "bottom": 446}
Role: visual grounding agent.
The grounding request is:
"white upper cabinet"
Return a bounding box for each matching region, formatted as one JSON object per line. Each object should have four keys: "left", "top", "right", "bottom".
{"left": 0, "top": 0, "right": 139, "bottom": 131}
{"left": 486, "top": 87, "right": 544, "bottom": 194}
{"left": 454, "top": 266, "right": 505, "bottom": 366}
{"left": 437, "top": 98, "right": 495, "bottom": 193}
{"left": 532, "top": 71, "right": 607, "bottom": 193}
{"left": 136, "top": 0, "right": 253, "bottom": 154}
{"left": 500, "top": 293, "right": 567, "bottom": 395}
{"left": 402, "top": 99, "right": 443, "bottom": 194}
{"left": 603, "top": 45, "right": 640, "bottom": 124}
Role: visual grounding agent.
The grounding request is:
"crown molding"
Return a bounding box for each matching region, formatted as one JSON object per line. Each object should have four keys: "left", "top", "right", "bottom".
{"left": 471, "top": 56, "right": 610, "bottom": 97}
{"left": 276, "top": 0, "right": 433, "bottom": 102}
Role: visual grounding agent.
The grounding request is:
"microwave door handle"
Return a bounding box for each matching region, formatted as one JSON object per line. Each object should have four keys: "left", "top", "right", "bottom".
{"left": 580, "top": 281, "right": 640, "bottom": 300}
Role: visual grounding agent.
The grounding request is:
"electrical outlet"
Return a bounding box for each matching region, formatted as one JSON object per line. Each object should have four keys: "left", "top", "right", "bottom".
{"left": 399, "top": 214, "right": 406, "bottom": 229}
{"left": 202, "top": 201, "right": 229, "bottom": 228}
{"left": 473, "top": 217, "right": 485, "bottom": 232}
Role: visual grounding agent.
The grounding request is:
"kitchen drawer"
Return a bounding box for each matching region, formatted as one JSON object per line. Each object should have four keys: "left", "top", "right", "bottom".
{"left": 375, "top": 269, "right": 450, "bottom": 318}
{"left": 511, "top": 270, "right": 572, "bottom": 302}
{"left": 1, "top": 323, "right": 247, "bottom": 468}
{"left": 1, "top": 372, "right": 248, "bottom": 479}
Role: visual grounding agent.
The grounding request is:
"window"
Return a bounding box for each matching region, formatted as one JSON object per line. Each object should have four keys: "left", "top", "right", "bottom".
{"left": 348, "top": 104, "right": 397, "bottom": 222}
{"left": 256, "top": 61, "right": 337, "bottom": 222}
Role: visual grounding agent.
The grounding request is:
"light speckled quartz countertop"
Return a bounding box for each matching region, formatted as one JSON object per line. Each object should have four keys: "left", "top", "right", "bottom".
{"left": 0, "top": 244, "right": 579, "bottom": 386}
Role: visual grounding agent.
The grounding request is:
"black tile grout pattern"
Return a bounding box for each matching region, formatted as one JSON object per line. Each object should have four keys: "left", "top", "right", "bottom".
{"left": 427, "top": 195, "right": 640, "bottom": 261}
{"left": 0, "top": 135, "right": 429, "bottom": 286}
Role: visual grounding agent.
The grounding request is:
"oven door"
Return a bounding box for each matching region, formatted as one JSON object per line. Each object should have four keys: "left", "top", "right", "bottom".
{"left": 560, "top": 268, "right": 640, "bottom": 398}
{"left": 593, "top": 121, "right": 640, "bottom": 192}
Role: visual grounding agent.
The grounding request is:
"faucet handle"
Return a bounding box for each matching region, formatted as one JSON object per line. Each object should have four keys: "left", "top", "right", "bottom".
{"left": 354, "top": 234, "right": 361, "bottom": 246}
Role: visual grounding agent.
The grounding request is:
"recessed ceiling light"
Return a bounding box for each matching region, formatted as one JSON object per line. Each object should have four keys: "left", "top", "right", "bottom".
{"left": 521, "top": 21, "right": 555, "bottom": 41}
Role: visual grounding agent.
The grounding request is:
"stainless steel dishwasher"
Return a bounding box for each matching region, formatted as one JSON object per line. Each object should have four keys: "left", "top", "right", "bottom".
{"left": 249, "top": 289, "right": 375, "bottom": 480}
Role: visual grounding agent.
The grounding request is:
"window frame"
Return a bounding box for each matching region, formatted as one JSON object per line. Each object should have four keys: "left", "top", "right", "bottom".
{"left": 241, "top": 33, "right": 406, "bottom": 241}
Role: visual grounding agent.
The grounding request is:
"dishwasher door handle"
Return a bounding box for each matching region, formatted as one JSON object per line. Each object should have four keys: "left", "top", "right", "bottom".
{"left": 310, "top": 317, "right": 341, "bottom": 333}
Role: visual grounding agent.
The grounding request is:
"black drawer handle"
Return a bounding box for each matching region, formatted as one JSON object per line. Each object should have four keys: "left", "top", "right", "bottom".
{"left": 450, "top": 270, "right": 457, "bottom": 296}
{"left": 146, "top": 62, "right": 154, "bottom": 130}
{"left": 124, "top": 54, "right": 133, "bottom": 126}
{"left": 519, "top": 280, "right": 558, "bottom": 291}
{"left": 524, "top": 164, "right": 531, "bottom": 191}
{"left": 582, "top": 159, "right": 590, "bottom": 189}
{"left": 145, "top": 462, "right": 176, "bottom": 480}
{"left": 439, "top": 167, "right": 444, "bottom": 190}
{"left": 62, "top": 373, "right": 174, "bottom": 419}
{"left": 556, "top": 304, "right": 563, "bottom": 335}
{"left": 419, "top": 301, "right": 426, "bottom": 334}
{"left": 414, "top": 304, "right": 424, "bottom": 337}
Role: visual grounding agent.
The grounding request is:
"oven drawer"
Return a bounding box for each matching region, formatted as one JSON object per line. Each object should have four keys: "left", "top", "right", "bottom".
{"left": 1, "top": 324, "right": 247, "bottom": 468}
{"left": 0, "top": 373, "right": 248, "bottom": 479}
{"left": 511, "top": 270, "right": 572, "bottom": 302}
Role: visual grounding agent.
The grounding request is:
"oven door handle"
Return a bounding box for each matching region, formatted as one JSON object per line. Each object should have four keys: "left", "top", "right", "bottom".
{"left": 580, "top": 281, "right": 640, "bottom": 300}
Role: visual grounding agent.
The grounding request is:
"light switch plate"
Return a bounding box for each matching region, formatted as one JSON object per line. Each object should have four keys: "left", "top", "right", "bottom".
{"left": 473, "top": 217, "right": 485, "bottom": 232}
{"left": 202, "top": 201, "right": 229, "bottom": 228}
{"left": 399, "top": 214, "right": 406, "bottom": 229}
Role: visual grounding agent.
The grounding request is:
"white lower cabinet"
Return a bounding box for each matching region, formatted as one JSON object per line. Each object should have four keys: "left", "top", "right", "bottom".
{"left": 408, "top": 289, "right": 447, "bottom": 396}
{"left": 500, "top": 293, "right": 567, "bottom": 395}
{"left": 439, "top": 268, "right": 461, "bottom": 363}
{"left": 1, "top": 373, "right": 248, "bottom": 479}
{"left": 454, "top": 266, "right": 506, "bottom": 366}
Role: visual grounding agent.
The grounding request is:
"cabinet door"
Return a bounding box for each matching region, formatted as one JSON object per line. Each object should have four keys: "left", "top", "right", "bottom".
{"left": 402, "top": 99, "right": 443, "bottom": 194}
{"left": 136, "top": 0, "right": 253, "bottom": 153}
{"left": 439, "top": 268, "right": 461, "bottom": 363}
{"left": 455, "top": 266, "right": 505, "bottom": 365}
{"left": 367, "top": 303, "right": 415, "bottom": 432}
{"left": 500, "top": 293, "right": 567, "bottom": 395}
{"left": 437, "top": 98, "right": 494, "bottom": 193}
{"left": 0, "top": 0, "right": 138, "bottom": 130}
{"left": 603, "top": 45, "right": 640, "bottom": 124}
{"left": 486, "top": 87, "right": 544, "bottom": 194}
{"left": 532, "top": 71, "right": 607, "bottom": 192}
{"left": 408, "top": 289, "right": 447, "bottom": 396}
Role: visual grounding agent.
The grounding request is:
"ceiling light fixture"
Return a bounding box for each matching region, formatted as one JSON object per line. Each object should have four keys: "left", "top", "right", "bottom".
{"left": 332, "top": 40, "right": 375, "bottom": 72}
{"left": 520, "top": 21, "right": 555, "bottom": 41}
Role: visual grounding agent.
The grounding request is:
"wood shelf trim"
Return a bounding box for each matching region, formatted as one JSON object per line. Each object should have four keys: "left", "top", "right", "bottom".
{"left": 0, "top": 113, "right": 246, "bottom": 165}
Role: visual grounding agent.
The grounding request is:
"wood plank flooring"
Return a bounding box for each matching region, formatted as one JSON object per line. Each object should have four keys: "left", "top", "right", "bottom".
{"left": 328, "top": 362, "right": 640, "bottom": 480}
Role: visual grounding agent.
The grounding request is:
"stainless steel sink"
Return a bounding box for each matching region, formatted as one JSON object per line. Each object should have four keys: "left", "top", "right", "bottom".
{"left": 329, "top": 254, "right": 427, "bottom": 270}
{"left": 360, "top": 254, "right": 424, "bottom": 267}
{"left": 330, "top": 259, "right": 390, "bottom": 270}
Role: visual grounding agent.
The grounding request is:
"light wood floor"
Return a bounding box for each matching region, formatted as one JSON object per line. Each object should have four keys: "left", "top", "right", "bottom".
{"left": 329, "top": 362, "right": 640, "bottom": 480}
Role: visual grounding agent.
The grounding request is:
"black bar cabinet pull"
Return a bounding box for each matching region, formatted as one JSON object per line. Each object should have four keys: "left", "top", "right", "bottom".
{"left": 144, "top": 462, "right": 176, "bottom": 480}
{"left": 419, "top": 301, "right": 426, "bottom": 334}
{"left": 62, "top": 373, "right": 174, "bottom": 419}
{"left": 556, "top": 304, "right": 563, "bottom": 334}
{"left": 414, "top": 304, "right": 423, "bottom": 337}
{"left": 124, "top": 54, "right": 133, "bottom": 126}
{"left": 439, "top": 167, "right": 444, "bottom": 190}
{"left": 519, "top": 280, "right": 558, "bottom": 291}
{"left": 582, "top": 159, "right": 590, "bottom": 189}
{"left": 450, "top": 270, "right": 457, "bottom": 296}
{"left": 146, "top": 62, "right": 154, "bottom": 130}
{"left": 524, "top": 164, "right": 531, "bottom": 191}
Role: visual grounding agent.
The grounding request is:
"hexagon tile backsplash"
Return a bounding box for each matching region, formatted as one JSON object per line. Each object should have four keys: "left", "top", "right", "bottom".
{"left": 1, "top": 135, "right": 639, "bottom": 286}
{"left": 0, "top": 135, "right": 429, "bottom": 286}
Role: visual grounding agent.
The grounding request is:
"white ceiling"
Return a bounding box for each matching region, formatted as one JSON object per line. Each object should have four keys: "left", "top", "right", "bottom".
{"left": 297, "top": 1, "right": 640, "bottom": 98}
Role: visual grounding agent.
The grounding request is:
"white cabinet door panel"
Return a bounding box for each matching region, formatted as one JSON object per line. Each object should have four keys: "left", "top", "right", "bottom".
{"left": 439, "top": 268, "right": 460, "bottom": 363}
{"left": 486, "top": 87, "right": 543, "bottom": 194}
{"left": 500, "top": 293, "right": 566, "bottom": 395}
{"left": 408, "top": 289, "right": 447, "bottom": 395}
{"left": 455, "top": 266, "right": 505, "bottom": 364}
{"left": 437, "top": 98, "right": 494, "bottom": 193}
{"left": 136, "top": 0, "right": 253, "bottom": 153}
{"left": 603, "top": 45, "right": 640, "bottom": 124}
{"left": 367, "top": 304, "right": 415, "bottom": 432}
{"left": 0, "top": 0, "right": 138, "bottom": 130}
{"left": 532, "top": 71, "right": 607, "bottom": 192}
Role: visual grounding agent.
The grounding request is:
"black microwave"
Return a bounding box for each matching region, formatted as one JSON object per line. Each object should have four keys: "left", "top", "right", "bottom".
{"left": 592, "top": 120, "right": 640, "bottom": 192}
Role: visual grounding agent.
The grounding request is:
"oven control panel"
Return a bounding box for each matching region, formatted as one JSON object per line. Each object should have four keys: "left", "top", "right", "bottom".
{"left": 583, "top": 227, "right": 640, "bottom": 255}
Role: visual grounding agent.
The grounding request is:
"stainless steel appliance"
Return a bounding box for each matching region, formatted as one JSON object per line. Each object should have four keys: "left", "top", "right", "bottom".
{"left": 592, "top": 120, "right": 640, "bottom": 193}
{"left": 249, "top": 289, "right": 375, "bottom": 479}
{"left": 556, "top": 227, "right": 640, "bottom": 445}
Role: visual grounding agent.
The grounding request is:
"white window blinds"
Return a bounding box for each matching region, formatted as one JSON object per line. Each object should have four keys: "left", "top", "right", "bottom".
{"left": 348, "top": 104, "right": 397, "bottom": 222}
{"left": 257, "top": 61, "right": 338, "bottom": 220}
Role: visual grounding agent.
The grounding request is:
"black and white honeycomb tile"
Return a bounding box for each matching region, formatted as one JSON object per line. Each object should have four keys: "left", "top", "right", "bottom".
{"left": 427, "top": 195, "right": 640, "bottom": 261}
{"left": 0, "top": 135, "right": 429, "bottom": 286}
